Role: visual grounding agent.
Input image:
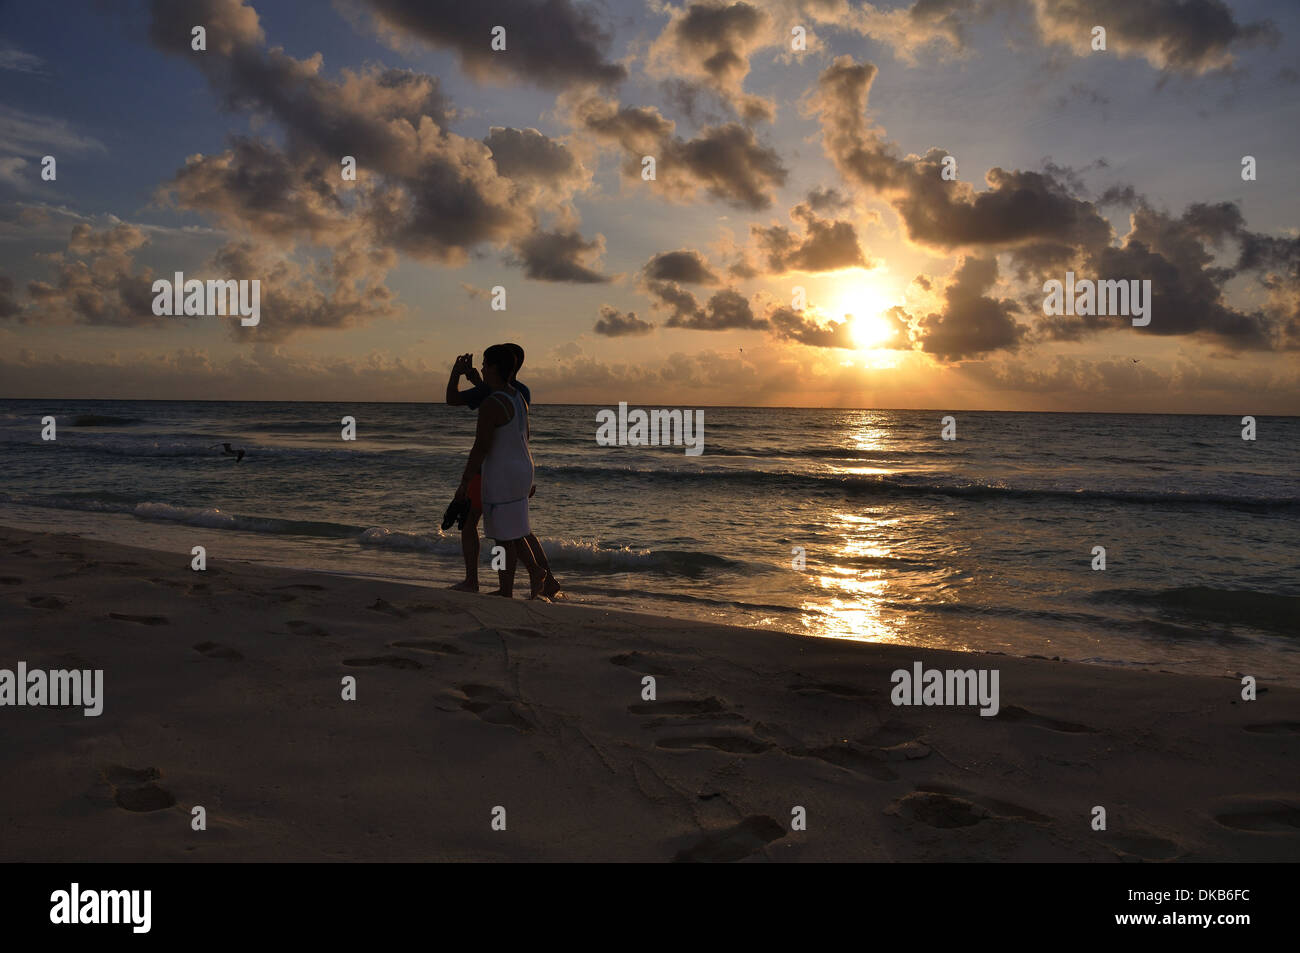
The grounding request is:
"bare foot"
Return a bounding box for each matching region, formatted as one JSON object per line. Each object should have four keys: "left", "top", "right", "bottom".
{"left": 528, "top": 592, "right": 552, "bottom": 602}
{"left": 489, "top": 589, "right": 513, "bottom": 598}
{"left": 448, "top": 580, "right": 479, "bottom": 592}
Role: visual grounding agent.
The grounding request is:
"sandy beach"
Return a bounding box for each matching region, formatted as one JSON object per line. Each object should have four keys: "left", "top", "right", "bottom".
{"left": 1, "top": 524, "right": 1297, "bottom": 862}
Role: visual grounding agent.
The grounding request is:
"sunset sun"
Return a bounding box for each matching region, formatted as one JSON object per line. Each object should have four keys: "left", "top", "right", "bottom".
{"left": 837, "top": 283, "right": 897, "bottom": 349}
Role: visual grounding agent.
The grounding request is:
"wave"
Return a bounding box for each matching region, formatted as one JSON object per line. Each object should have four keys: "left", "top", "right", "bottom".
{"left": 0, "top": 492, "right": 744, "bottom": 578}
{"left": 543, "top": 464, "right": 1300, "bottom": 510}
{"left": 5, "top": 436, "right": 429, "bottom": 462}
{"left": 1093, "top": 586, "right": 1300, "bottom": 636}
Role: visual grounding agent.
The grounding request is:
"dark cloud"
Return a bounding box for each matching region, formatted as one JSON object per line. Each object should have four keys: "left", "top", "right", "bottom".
{"left": 510, "top": 229, "right": 610, "bottom": 283}
{"left": 149, "top": 0, "right": 605, "bottom": 297}
{"left": 483, "top": 126, "right": 583, "bottom": 185}
{"left": 644, "top": 249, "right": 719, "bottom": 285}
{"left": 767, "top": 305, "right": 856, "bottom": 349}
{"left": 1035, "top": 202, "right": 1291, "bottom": 350}
{"left": 1026, "top": 0, "right": 1278, "bottom": 75}
{"left": 647, "top": 1, "right": 775, "bottom": 121}
{"left": 809, "top": 56, "right": 1113, "bottom": 255}
{"left": 646, "top": 280, "right": 766, "bottom": 330}
{"left": 355, "top": 0, "right": 626, "bottom": 89}
{"left": 573, "top": 96, "right": 787, "bottom": 210}
{"left": 897, "top": 255, "right": 1025, "bottom": 360}
{"left": 21, "top": 223, "right": 161, "bottom": 328}
{"left": 208, "top": 237, "right": 399, "bottom": 342}
{"left": 163, "top": 137, "right": 348, "bottom": 241}
{"left": 594, "top": 304, "right": 654, "bottom": 337}
{"left": 745, "top": 201, "right": 871, "bottom": 274}
{"left": 805, "top": 186, "right": 850, "bottom": 213}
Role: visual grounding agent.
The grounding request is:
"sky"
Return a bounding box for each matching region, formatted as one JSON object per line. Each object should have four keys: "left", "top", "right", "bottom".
{"left": 0, "top": 0, "right": 1297, "bottom": 411}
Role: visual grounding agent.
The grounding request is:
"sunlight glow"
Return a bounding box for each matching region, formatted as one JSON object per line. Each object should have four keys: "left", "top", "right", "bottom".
{"left": 836, "top": 280, "right": 899, "bottom": 350}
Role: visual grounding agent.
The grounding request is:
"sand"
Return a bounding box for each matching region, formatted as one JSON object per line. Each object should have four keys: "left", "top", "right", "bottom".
{"left": 1, "top": 524, "right": 1297, "bottom": 862}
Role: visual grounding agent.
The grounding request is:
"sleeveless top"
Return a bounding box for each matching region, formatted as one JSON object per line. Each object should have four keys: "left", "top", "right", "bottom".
{"left": 480, "top": 388, "right": 535, "bottom": 505}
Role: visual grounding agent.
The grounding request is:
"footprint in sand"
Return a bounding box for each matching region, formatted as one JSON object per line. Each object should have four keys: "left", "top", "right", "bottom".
{"left": 1212, "top": 797, "right": 1300, "bottom": 833}
{"left": 343, "top": 655, "right": 421, "bottom": 670}
{"left": 194, "top": 641, "right": 243, "bottom": 660}
{"left": 457, "top": 685, "right": 532, "bottom": 732}
{"left": 109, "top": 612, "right": 169, "bottom": 625}
{"left": 629, "top": 695, "right": 748, "bottom": 731}
{"left": 673, "top": 815, "right": 785, "bottom": 862}
{"left": 794, "top": 743, "right": 899, "bottom": 781}
{"left": 28, "top": 595, "right": 69, "bottom": 609}
{"left": 887, "top": 791, "right": 989, "bottom": 829}
{"left": 915, "top": 782, "right": 1053, "bottom": 824}
{"left": 389, "top": 639, "right": 463, "bottom": 655}
{"left": 286, "top": 620, "right": 330, "bottom": 637}
{"left": 101, "top": 764, "right": 177, "bottom": 813}
{"left": 367, "top": 598, "right": 409, "bottom": 618}
{"left": 995, "top": 705, "right": 1098, "bottom": 734}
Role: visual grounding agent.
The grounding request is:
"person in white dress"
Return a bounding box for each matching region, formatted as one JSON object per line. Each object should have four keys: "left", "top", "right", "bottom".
{"left": 455, "top": 344, "right": 546, "bottom": 599}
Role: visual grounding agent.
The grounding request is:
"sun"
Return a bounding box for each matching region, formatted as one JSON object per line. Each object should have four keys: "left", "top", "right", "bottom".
{"left": 836, "top": 284, "right": 898, "bottom": 349}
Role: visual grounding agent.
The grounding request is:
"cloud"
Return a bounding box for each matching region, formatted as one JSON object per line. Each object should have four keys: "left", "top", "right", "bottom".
{"left": 652, "top": 283, "right": 766, "bottom": 330}
{"left": 767, "top": 305, "right": 856, "bottom": 348}
{"left": 895, "top": 255, "right": 1025, "bottom": 359}
{"left": 1036, "top": 202, "right": 1293, "bottom": 350}
{"left": 353, "top": 0, "right": 626, "bottom": 88}
{"left": 0, "top": 49, "right": 45, "bottom": 74}
{"left": 808, "top": 57, "right": 1112, "bottom": 255}
{"left": 818, "top": 0, "right": 979, "bottom": 63}
{"left": 594, "top": 304, "right": 654, "bottom": 337}
{"left": 21, "top": 223, "right": 161, "bottom": 328}
{"left": 509, "top": 229, "right": 610, "bottom": 283}
{"left": 208, "top": 236, "right": 400, "bottom": 342}
{"left": 646, "top": 1, "right": 776, "bottom": 121}
{"left": 148, "top": 0, "right": 608, "bottom": 293}
{"left": 1025, "top": 0, "right": 1278, "bottom": 75}
{"left": 572, "top": 94, "right": 788, "bottom": 209}
{"left": 740, "top": 201, "right": 872, "bottom": 274}
{"left": 643, "top": 249, "right": 720, "bottom": 285}
{"left": 0, "top": 104, "right": 106, "bottom": 159}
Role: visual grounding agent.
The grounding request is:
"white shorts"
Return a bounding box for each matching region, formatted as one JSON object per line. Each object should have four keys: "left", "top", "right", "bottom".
{"left": 482, "top": 498, "right": 530, "bottom": 541}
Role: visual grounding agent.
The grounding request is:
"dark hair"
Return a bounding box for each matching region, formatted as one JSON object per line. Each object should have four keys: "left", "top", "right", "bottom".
{"left": 482, "top": 344, "right": 516, "bottom": 380}
{"left": 504, "top": 343, "right": 524, "bottom": 377}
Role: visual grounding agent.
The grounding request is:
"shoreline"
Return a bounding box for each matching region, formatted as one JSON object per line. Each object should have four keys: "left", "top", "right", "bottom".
{"left": 2, "top": 525, "right": 1298, "bottom": 861}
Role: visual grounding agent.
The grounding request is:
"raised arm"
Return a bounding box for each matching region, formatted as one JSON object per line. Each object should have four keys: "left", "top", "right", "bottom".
{"left": 446, "top": 354, "right": 469, "bottom": 405}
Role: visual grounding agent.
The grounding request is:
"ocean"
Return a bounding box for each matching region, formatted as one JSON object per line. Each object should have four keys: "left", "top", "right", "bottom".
{"left": 2, "top": 399, "right": 1297, "bottom": 683}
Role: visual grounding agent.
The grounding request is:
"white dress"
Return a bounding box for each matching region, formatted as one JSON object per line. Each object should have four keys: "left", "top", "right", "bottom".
{"left": 480, "top": 388, "right": 534, "bottom": 541}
